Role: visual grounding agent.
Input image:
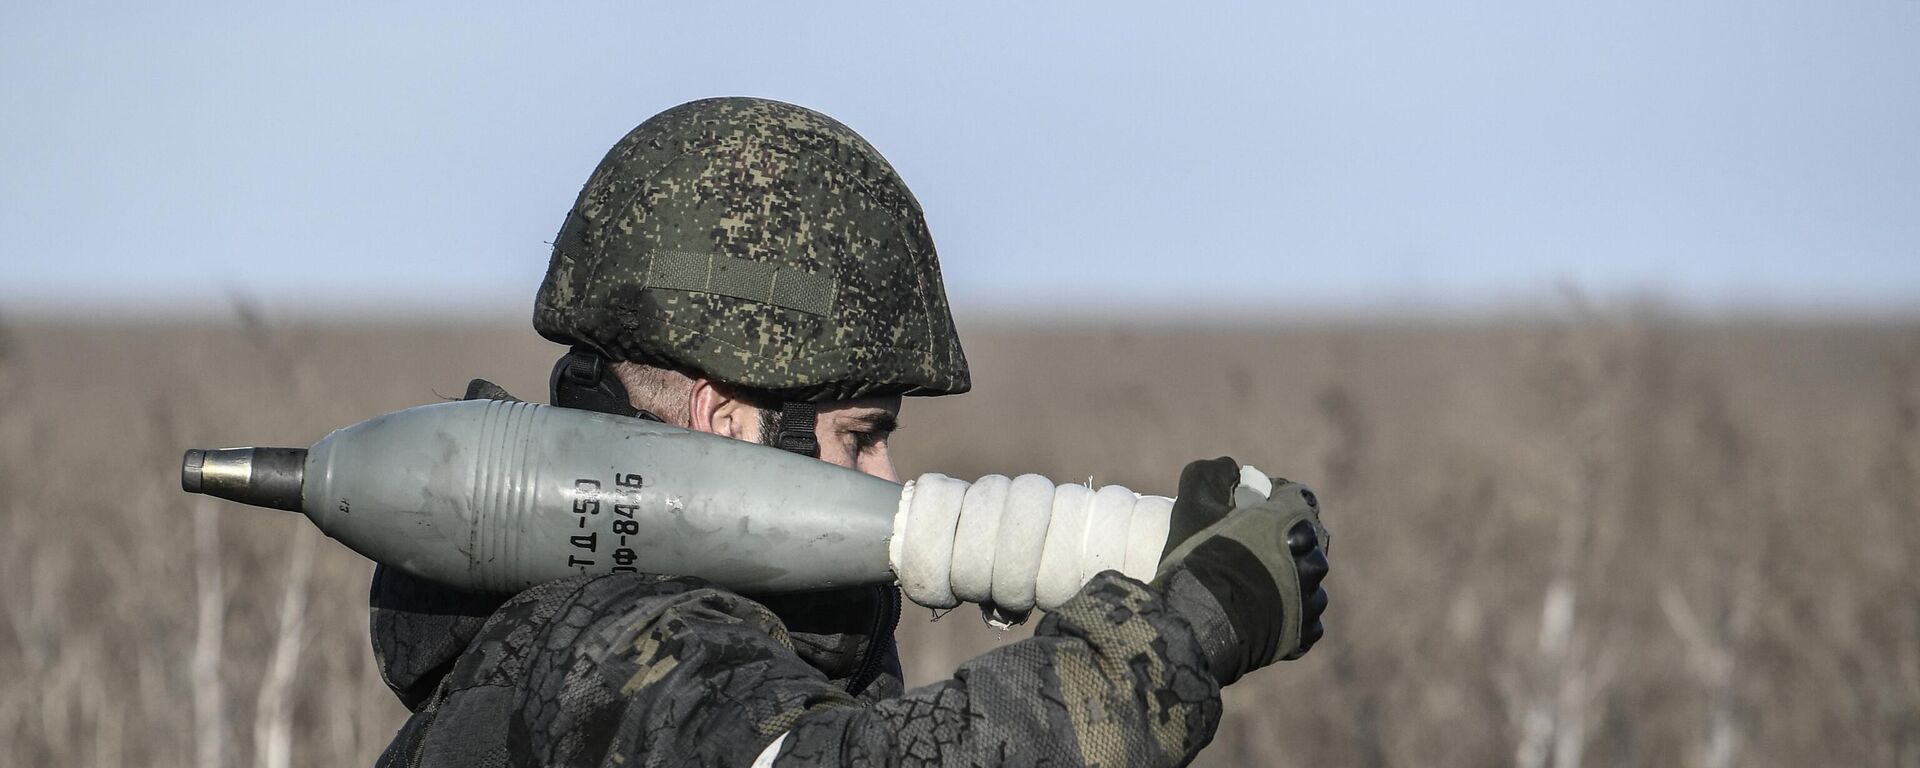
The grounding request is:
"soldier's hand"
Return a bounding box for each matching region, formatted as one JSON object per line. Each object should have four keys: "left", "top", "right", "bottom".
{"left": 1151, "top": 457, "right": 1330, "bottom": 685}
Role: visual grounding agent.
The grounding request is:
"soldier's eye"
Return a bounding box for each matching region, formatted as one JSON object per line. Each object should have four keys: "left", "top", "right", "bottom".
{"left": 842, "top": 414, "right": 898, "bottom": 455}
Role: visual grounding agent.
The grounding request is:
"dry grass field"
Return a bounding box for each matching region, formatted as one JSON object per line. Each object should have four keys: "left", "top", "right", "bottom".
{"left": 1, "top": 313, "right": 1916, "bottom": 767}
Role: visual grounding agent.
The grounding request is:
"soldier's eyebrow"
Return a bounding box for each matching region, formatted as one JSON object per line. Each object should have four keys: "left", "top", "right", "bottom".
{"left": 846, "top": 412, "right": 900, "bottom": 435}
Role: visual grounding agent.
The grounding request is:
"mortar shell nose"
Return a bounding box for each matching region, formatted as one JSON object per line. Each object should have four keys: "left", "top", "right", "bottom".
{"left": 179, "top": 446, "right": 307, "bottom": 512}
{"left": 182, "top": 449, "right": 206, "bottom": 493}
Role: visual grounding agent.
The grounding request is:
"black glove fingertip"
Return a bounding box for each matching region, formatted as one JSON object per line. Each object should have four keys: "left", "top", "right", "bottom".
{"left": 1286, "top": 520, "right": 1319, "bottom": 556}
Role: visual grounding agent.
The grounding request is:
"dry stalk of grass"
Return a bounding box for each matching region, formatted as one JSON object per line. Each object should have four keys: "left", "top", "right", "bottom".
{"left": 192, "top": 497, "right": 229, "bottom": 768}
{"left": 254, "top": 531, "right": 315, "bottom": 768}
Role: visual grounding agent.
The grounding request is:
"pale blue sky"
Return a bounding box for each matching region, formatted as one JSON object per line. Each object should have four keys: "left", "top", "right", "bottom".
{"left": 2, "top": 2, "right": 1916, "bottom": 319}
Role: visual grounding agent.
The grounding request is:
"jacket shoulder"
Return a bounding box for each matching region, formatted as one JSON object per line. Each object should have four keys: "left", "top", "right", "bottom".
{"left": 380, "top": 573, "right": 758, "bottom": 767}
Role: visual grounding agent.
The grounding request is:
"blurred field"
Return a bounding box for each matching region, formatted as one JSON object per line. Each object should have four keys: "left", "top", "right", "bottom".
{"left": 1, "top": 314, "right": 1916, "bottom": 767}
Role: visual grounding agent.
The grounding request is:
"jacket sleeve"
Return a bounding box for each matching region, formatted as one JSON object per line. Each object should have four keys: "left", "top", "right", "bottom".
{"left": 510, "top": 572, "right": 1224, "bottom": 768}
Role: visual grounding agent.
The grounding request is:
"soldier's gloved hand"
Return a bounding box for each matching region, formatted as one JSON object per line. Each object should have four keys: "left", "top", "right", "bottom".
{"left": 1151, "top": 457, "right": 1329, "bottom": 685}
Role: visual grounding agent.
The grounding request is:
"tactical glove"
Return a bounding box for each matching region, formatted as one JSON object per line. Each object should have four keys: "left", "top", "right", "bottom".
{"left": 1152, "top": 457, "right": 1329, "bottom": 685}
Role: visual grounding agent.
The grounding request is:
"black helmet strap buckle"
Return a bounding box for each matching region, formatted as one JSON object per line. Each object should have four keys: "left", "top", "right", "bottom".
{"left": 551, "top": 347, "right": 663, "bottom": 422}
{"left": 774, "top": 401, "right": 820, "bottom": 458}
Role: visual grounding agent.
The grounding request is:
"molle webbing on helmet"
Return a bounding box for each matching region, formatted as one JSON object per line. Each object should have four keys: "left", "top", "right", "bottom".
{"left": 648, "top": 252, "right": 833, "bottom": 317}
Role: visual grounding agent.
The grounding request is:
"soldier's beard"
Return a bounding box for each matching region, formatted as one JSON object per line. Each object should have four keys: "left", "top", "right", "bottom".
{"left": 756, "top": 407, "right": 782, "bottom": 447}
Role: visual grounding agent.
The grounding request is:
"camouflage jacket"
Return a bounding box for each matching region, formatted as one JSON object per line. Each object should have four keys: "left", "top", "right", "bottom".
{"left": 370, "top": 562, "right": 1225, "bottom": 767}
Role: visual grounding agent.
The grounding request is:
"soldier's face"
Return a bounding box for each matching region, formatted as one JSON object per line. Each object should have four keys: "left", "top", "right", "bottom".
{"left": 679, "top": 377, "right": 902, "bottom": 482}
{"left": 811, "top": 397, "right": 903, "bottom": 482}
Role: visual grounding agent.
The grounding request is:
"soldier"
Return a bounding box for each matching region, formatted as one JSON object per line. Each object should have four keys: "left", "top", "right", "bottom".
{"left": 370, "top": 97, "right": 1330, "bottom": 767}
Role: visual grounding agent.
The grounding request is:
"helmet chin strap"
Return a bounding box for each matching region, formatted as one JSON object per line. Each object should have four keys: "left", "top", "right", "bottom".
{"left": 773, "top": 401, "right": 820, "bottom": 458}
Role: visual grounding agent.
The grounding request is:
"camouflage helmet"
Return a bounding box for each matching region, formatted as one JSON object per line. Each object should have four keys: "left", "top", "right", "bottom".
{"left": 534, "top": 97, "right": 971, "bottom": 402}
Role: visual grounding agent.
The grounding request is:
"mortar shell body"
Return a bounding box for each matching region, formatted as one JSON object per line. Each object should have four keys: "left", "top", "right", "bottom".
{"left": 302, "top": 400, "right": 902, "bottom": 594}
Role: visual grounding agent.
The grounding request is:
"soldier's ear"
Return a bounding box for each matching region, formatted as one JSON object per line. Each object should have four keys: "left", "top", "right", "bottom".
{"left": 688, "top": 378, "right": 761, "bottom": 443}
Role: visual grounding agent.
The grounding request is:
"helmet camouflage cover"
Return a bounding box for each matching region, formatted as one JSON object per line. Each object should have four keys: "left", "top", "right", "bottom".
{"left": 534, "top": 97, "right": 970, "bottom": 402}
